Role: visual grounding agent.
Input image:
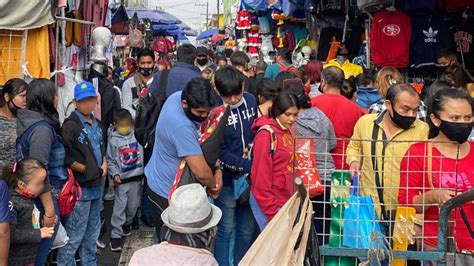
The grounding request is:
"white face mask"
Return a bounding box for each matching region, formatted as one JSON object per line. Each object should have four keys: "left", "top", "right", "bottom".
{"left": 228, "top": 96, "right": 245, "bottom": 109}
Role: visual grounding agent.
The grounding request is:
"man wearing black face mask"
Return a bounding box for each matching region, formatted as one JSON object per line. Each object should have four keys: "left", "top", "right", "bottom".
{"left": 145, "top": 78, "right": 222, "bottom": 241}
{"left": 347, "top": 83, "right": 428, "bottom": 233}
{"left": 195, "top": 47, "right": 217, "bottom": 72}
{"left": 121, "top": 48, "right": 156, "bottom": 118}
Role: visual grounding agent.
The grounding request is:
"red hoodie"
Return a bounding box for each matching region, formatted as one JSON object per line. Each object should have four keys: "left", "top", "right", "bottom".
{"left": 250, "top": 116, "right": 295, "bottom": 221}
{"left": 370, "top": 10, "right": 411, "bottom": 68}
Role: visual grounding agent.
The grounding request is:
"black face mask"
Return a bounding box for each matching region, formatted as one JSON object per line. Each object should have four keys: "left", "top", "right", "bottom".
{"left": 196, "top": 58, "right": 208, "bottom": 67}
{"left": 389, "top": 107, "right": 416, "bottom": 130}
{"left": 138, "top": 67, "right": 153, "bottom": 76}
{"left": 8, "top": 101, "right": 21, "bottom": 117}
{"left": 184, "top": 107, "right": 207, "bottom": 123}
{"left": 438, "top": 119, "right": 473, "bottom": 143}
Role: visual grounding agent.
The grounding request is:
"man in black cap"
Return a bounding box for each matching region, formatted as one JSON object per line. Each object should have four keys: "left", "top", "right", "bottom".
{"left": 195, "top": 47, "right": 217, "bottom": 72}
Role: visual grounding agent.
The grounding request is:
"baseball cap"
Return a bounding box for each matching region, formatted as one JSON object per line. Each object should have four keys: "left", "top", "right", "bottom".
{"left": 74, "top": 81, "right": 97, "bottom": 101}
{"left": 196, "top": 46, "right": 209, "bottom": 56}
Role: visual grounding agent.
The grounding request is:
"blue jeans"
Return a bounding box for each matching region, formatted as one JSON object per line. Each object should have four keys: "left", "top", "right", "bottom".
{"left": 57, "top": 185, "right": 103, "bottom": 266}
{"left": 249, "top": 192, "right": 267, "bottom": 231}
{"left": 34, "top": 190, "right": 60, "bottom": 266}
{"left": 214, "top": 187, "right": 257, "bottom": 266}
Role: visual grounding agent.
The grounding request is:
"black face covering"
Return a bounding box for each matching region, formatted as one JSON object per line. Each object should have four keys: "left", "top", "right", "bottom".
{"left": 389, "top": 108, "right": 416, "bottom": 130}
{"left": 184, "top": 107, "right": 207, "bottom": 123}
{"left": 138, "top": 67, "right": 153, "bottom": 76}
{"left": 197, "top": 58, "right": 208, "bottom": 67}
{"left": 438, "top": 119, "right": 473, "bottom": 143}
{"left": 8, "top": 101, "right": 21, "bottom": 117}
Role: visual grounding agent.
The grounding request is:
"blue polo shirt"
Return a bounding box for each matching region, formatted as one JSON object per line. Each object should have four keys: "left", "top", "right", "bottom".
{"left": 0, "top": 181, "right": 11, "bottom": 223}
{"left": 145, "top": 92, "right": 203, "bottom": 198}
{"left": 74, "top": 111, "right": 103, "bottom": 166}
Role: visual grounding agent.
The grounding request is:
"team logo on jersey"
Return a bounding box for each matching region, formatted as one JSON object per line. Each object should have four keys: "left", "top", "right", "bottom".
{"left": 383, "top": 24, "right": 401, "bottom": 36}
{"left": 423, "top": 27, "right": 438, "bottom": 43}
{"left": 454, "top": 31, "right": 473, "bottom": 54}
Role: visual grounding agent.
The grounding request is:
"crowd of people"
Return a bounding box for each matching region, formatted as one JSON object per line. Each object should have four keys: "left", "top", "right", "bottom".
{"left": 0, "top": 42, "right": 473, "bottom": 266}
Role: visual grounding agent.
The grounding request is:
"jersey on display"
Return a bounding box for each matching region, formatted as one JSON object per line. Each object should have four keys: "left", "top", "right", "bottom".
{"left": 370, "top": 10, "right": 411, "bottom": 68}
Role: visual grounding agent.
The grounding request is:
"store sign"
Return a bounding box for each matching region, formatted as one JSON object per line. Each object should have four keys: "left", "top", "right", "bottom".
{"left": 383, "top": 24, "right": 401, "bottom": 37}
{"left": 423, "top": 27, "right": 438, "bottom": 43}
{"left": 454, "top": 31, "right": 473, "bottom": 54}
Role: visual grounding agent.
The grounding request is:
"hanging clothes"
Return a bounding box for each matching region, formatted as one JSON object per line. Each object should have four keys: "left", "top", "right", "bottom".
{"left": 248, "top": 30, "right": 261, "bottom": 57}
{"left": 454, "top": 16, "right": 474, "bottom": 70}
{"left": 261, "top": 34, "right": 274, "bottom": 52}
{"left": 324, "top": 59, "right": 363, "bottom": 79}
{"left": 370, "top": 10, "right": 412, "bottom": 68}
{"left": 65, "top": 1, "right": 84, "bottom": 47}
{"left": 236, "top": 10, "right": 251, "bottom": 30}
{"left": 317, "top": 27, "right": 343, "bottom": 61}
{"left": 258, "top": 16, "right": 270, "bottom": 34}
{"left": 0, "top": 26, "right": 50, "bottom": 84}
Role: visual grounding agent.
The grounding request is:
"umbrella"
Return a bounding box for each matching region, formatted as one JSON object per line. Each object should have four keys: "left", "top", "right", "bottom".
{"left": 183, "top": 29, "right": 198, "bottom": 36}
{"left": 211, "top": 34, "right": 226, "bottom": 43}
{"left": 196, "top": 28, "right": 219, "bottom": 40}
{"left": 152, "top": 24, "right": 179, "bottom": 31}
{"left": 126, "top": 8, "right": 181, "bottom": 24}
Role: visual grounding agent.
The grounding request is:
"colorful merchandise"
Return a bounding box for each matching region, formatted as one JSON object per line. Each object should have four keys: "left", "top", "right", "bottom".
{"left": 237, "top": 10, "right": 251, "bottom": 30}
{"left": 317, "top": 27, "right": 343, "bottom": 62}
{"left": 248, "top": 30, "right": 261, "bottom": 57}
{"left": 370, "top": 10, "right": 412, "bottom": 68}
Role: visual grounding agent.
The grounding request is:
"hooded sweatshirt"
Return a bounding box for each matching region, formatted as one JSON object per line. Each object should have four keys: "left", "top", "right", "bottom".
{"left": 106, "top": 127, "right": 144, "bottom": 183}
{"left": 219, "top": 93, "right": 257, "bottom": 187}
{"left": 250, "top": 116, "right": 295, "bottom": 221}
{"left": 16, "top": 109, "right": 67, "bottom": 190}
{"left": 9, "top": 189, "right": 41, "bottom": 266}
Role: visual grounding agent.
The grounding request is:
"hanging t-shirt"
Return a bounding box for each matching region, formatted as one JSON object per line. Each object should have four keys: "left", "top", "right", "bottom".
{"left": 410, "top": 15, "right": 450, "bottom": 68}
{"left": 454, "top": 17, "right": 474, "bottom": 71}
{"left": 370, "top": 10, "right": 412, "bottom": 68}
{"left": 399, "top": 142, "right": 474, "bottom": 251}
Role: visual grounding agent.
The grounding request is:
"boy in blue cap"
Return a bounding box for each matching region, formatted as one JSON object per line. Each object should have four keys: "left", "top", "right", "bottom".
{"left": 57, "top": 81, "right": 107, "bottom": 265}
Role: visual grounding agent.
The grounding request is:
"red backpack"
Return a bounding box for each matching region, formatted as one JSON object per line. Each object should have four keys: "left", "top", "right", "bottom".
{"left": 58, "top": 169, "right": 82, "bottom": 217}
{"left": 277, "top": 63, "right": 299, "bottom": 75}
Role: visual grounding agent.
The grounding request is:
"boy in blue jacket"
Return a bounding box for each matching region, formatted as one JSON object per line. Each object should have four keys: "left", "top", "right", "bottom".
{"left": 212, "top": 66, "right": 258, "bottom": 266}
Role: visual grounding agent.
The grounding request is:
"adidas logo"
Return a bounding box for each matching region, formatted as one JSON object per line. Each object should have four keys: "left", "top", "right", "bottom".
{"left": 423, "top": 27, "right": 438, "bottom": 43}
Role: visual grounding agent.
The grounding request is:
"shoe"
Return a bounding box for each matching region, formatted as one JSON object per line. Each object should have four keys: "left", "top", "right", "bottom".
{"left": 141, "top": 214, "right": 155, "bottom": 228}
{"left": 132, "top": 214, "right": 139, "bottom": 230}
{"left": 122, "top": 224, "right": 132, "bottom": 236}
{"left": 109, "top": 238, "right": 123, "bottom": 252}
{"left": 103, "top": 188, "right": 115, "bottom": 201}
{"left": 96, "top": 239, "right": 106, "bottom": 249}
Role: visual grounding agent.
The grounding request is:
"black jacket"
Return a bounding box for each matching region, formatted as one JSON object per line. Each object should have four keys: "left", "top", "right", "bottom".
{"left": 9, "top": 190, "right": 41, "bottom": 266}
{"left": 62, "top": 112, "right": 105, "bottom": 187}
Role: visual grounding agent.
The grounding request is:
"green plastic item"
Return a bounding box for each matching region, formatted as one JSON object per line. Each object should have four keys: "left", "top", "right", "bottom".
{"left": 324, "top": 170, "right": 356, "bottom": 266}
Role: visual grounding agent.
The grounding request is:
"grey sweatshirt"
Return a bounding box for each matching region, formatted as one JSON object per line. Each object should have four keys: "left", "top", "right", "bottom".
{"left": 106, "top": 128, "right": 144, "bottom": 181}
{"left": 295, "top": 108, "right": 337, "bottom": 183}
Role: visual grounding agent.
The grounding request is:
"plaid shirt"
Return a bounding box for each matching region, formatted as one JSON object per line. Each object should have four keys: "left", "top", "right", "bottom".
{"left": 368, "top": 100, "right": 427, "bottom": 122}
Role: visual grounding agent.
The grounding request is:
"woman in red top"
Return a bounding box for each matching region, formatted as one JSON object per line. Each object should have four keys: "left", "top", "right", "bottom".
{"left": 399, "top": 88, "right": 474, "bottom": 252}
{"left": 250, "top": 91, "right": 300, "bottom": 227}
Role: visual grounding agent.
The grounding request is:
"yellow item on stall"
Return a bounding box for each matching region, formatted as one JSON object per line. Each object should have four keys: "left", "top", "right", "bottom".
{"left": 324, "top": 59, "right": 363, "bottom": 79}
{"left": 0, "top": 26, "right": 50, "bottom": 85}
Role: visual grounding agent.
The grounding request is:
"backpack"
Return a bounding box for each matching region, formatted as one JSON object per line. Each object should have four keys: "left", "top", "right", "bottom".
{"left": 356, "top": 86, "right": 382, "bottom": 109}
{"left": 58, "top": 169, "right": 82, "bottom": 217}
{"left": 277, "top": 63, "right": 299, "bottom": 75}
{"left": 135, "top": 69, "right": 170, "bottom": 149}
{"left": 16, "top": 121, "right": 81, "bottom": 217}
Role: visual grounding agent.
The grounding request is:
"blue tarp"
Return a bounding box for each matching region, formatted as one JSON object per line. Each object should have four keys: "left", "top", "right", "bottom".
{"left": 196, "top": 28, "right": 219, "bottom": 40}
{"left": 126, "top": 8, "right": 181, "bottom": 24}
{"left": 152, "top": 24, "right": 179, "bottom": 31}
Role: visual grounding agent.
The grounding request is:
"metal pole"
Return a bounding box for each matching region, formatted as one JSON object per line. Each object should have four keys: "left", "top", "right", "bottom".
{"left": 206, "top": 0, "right": 209, "bottom": 30}
{"left": 217, "top": 0, "right": 220, "bottom": 28}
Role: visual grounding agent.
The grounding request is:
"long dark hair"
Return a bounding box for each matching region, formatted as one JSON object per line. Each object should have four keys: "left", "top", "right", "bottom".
{"left": 270, "top": 90, "right": 300, "bottom": 119}
{"left": 2, "top": 158, "right": 46, "bottom": 189}
{"left": 427, "top": 88, "right": 474, "bottom": 139}
{"left": 282, "top": 78, "right": 311, "bottom": 109}
{"left": 27, "top": 79, "right": 60, "bottom": 132}
{"left": 1, "top": 78, "right": 28, "bottom": 107}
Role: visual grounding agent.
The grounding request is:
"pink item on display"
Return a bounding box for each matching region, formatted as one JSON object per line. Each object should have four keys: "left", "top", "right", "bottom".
{"left": 370, "top": 10, "right": 412, "bottom": 68}
{"left": 153, "top": 37, "right": 173, "bottom": 54}
{"left": 236, "top": 10, "right": 251, "bottom": 30}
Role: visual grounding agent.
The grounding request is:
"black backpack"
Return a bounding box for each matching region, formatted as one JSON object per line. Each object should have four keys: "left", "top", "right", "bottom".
{"left": 135, "top": 69, "right": 170, "bottom": 151}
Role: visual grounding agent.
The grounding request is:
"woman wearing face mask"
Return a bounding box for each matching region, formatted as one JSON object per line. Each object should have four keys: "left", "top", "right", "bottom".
{"left": 250, "top": 90, "right": 300, "bottom": 229}
{"left": 399, "top": 88, "right": 474, "bottom": 253}
{"left": 16, "top": 79, "right": 67, "bottom": 265}
{"left": 0, "top": 78, "right": 27, "bottom": 169}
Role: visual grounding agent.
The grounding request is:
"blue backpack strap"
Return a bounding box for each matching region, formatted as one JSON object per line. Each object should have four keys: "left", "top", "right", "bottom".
{"left": 16, "top": 121, "right": 54, "bottom": 161}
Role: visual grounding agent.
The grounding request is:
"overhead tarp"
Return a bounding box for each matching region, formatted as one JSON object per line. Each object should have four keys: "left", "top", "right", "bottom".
{"left": 0, "top": 0, "right": 55, "bottom": 30}
{"left": 126, "top": 8, "right": 181, "bottom": 24}
{"left": 152, "top": 24, "right": 179, "bottom": 31}
{"left": 242, "top": 0, "right": 267, "bottom": 11}
{"left": 196, "top": 28, "right": 219, "bottom": 40}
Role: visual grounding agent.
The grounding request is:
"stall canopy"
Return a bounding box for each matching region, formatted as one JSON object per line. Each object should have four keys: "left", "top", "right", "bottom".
{"left": 197, "top": 28, "right": 219, "bottom": 40}
{"left": 0, "top": 0, "right": 54, "bottom": 30}
{"left": 126, "top": 8, "right": 182, "bottom": 24}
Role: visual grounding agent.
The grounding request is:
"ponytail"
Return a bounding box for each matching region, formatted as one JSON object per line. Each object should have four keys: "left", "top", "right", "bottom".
{"left": 1, "top": 164, "right": 18, "bottom": 188}
{"left": 1, "top": 158, "right": 46, "bottom": 189}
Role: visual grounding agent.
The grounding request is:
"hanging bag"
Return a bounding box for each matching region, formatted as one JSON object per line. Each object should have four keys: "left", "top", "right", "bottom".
{"left": 294, "top": 138, "right": 324, "bottom": 197}
{"left": 57, "top": 169, "right": 82, "bottom": 217}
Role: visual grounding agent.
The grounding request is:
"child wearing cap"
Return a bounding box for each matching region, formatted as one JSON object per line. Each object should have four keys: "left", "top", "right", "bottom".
{"left": 57, "top": 81, "right": 107, "bottom": 265}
